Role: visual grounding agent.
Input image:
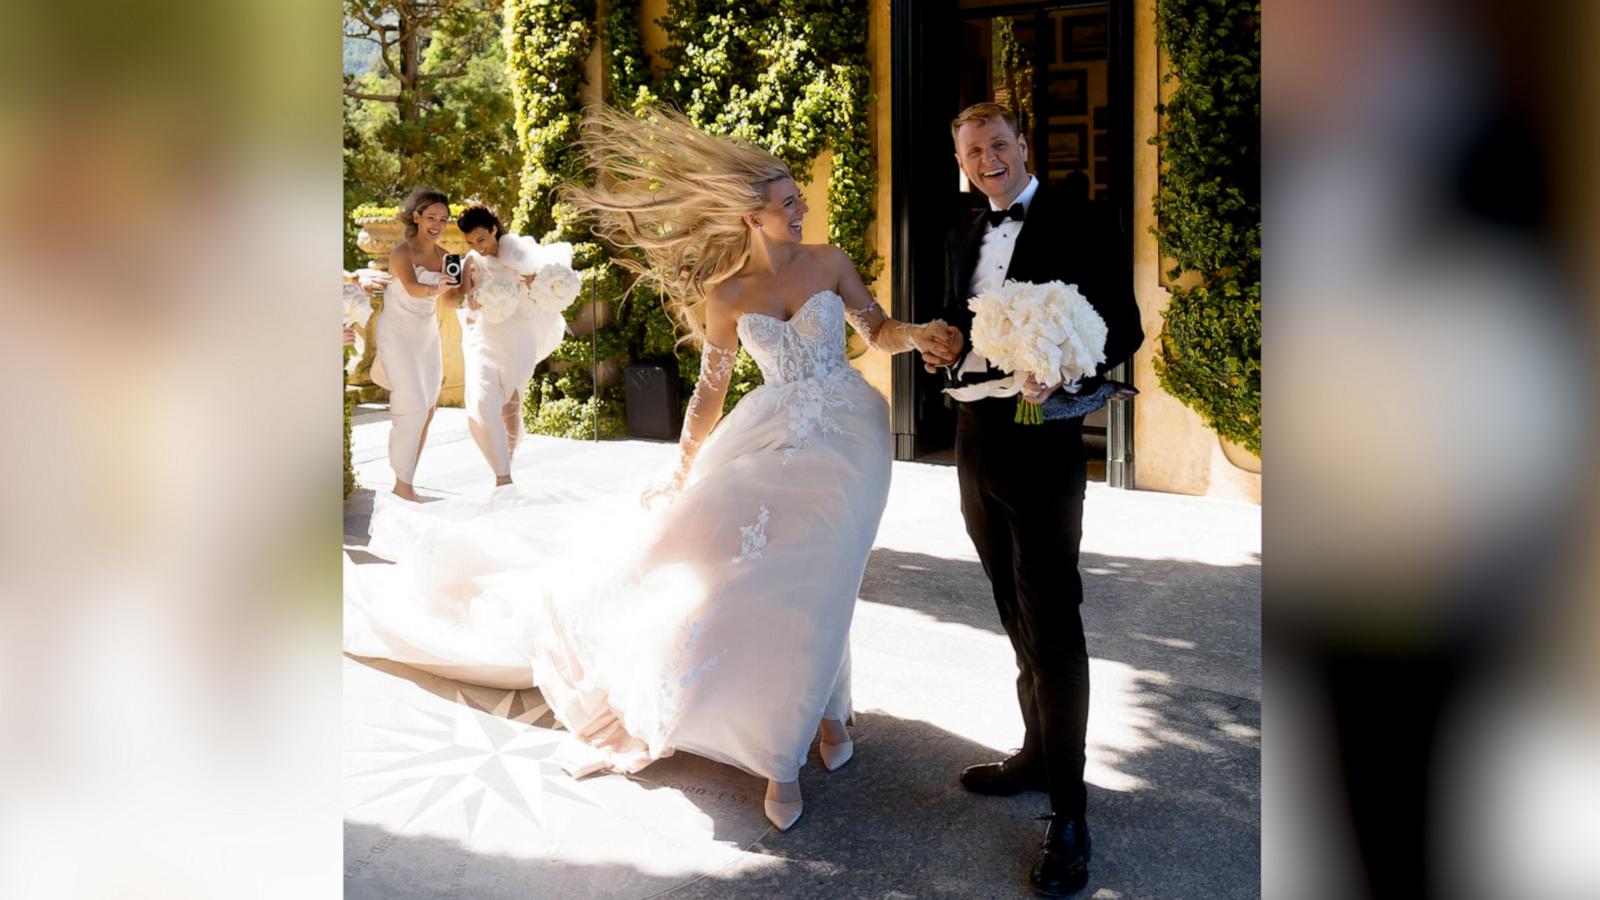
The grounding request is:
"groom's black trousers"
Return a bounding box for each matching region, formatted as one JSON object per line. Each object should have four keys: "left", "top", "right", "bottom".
{"left": 955, "top": 398, "right": 1090, "bottom": 820}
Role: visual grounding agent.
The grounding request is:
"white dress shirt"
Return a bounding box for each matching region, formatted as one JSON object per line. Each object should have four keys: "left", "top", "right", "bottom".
{"left": 957, "top": 175, "right": 1039, "bottom": 379}
{"left": 956, "top": 176, "right": 1082, "bottom": 395}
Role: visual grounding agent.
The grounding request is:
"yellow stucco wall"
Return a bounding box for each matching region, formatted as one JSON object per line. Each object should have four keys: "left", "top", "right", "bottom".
{"left": 853, "top": 0, "right": 894, "bottom": 400}
{"left": 640, "top": 0, "right": 667, "bottom": 60}
{"left": 1130, "top": 0, "right": 1259, "bottom": 500}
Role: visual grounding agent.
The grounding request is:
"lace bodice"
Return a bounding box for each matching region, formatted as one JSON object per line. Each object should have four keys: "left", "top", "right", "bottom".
{"left": 735, "top": 290, "right": 851, "bottom": 386}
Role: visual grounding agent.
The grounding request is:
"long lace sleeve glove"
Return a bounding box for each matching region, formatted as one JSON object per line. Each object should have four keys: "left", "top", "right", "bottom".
{"left": 641, "top": 340, "right": 738, "bottom": 509}
{"left": 842, "top": 301, "right": 958, "bottom": 359}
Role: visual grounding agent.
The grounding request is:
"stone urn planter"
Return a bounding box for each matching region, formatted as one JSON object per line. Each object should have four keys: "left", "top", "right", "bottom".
{"left": 1219, "top": 435, "right": 1261, "bottom": 474}
{"left": 566, "top": 298, "right": 614, "bottom": 337}
{"left": 544, "top": 355, "right": 625, "bottom": 391}
{"left": 347, "top": 213, "right": 470, "bottom": 407}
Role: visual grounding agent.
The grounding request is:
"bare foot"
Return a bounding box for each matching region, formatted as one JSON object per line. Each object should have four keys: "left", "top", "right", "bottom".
{"left": 392, "top": 482, "right": 421, "bottom": 502}
{"left": 495, "top": 475, "right": 514, "bottom": 487}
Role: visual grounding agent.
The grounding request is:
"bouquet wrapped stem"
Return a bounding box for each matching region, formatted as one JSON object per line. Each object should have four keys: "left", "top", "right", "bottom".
{"left": 1014, "top": 398, "right": 1045, "bottom": 425}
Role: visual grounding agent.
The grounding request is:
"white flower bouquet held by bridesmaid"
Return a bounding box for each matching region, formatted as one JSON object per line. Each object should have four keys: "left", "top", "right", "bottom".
{"left": 342, "top": 279, "right": 376, "bottom": 329}
{"left": 944, "top": 278, "right": 1108, "bottom": 424}
{"left": 471, "top": 276, "right": 524, "bottom": 324}
{"left": 529, "top": 261, "right": 581, "bottom": 314}
{"left": 467, "top": 234, "right": 580, "bottom": 324}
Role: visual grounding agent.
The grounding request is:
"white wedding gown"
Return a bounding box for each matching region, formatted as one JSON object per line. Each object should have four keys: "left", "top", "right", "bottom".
{"left": 373, "top": 266, "right": 443, "bottom": 485}
{"left": 460, "top": 235, "right": 570, "bottom": 477}
{"left": 346, "top": 290, "right": 891, "bottom": 783}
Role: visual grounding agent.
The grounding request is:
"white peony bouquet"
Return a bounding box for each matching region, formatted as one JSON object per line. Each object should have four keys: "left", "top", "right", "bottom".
{"left": 342, "top": 281, "right": 374, "bottom": 330}
{"left": 529, "top": 262, "right": 581, "bottom": 314}
{"left": 944, "top": 279, "right": 1107, "bottom": 424}
{"left": 473, "top": 269, "right": 526, "bottom": 324}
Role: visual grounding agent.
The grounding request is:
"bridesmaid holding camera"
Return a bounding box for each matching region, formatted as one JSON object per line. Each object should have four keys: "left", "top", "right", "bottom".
{"left": 373, "top": 187, "right": 462, "bottom": 502}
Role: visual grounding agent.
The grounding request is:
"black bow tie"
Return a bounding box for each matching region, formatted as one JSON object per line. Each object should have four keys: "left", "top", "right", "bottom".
{"left": 984, "top": 203, "right": 1025, "bottom": 227}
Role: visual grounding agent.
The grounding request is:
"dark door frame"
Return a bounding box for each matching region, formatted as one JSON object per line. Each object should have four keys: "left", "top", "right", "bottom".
{"left": 889, "top": 0, "right": 1137, "bottom": 488}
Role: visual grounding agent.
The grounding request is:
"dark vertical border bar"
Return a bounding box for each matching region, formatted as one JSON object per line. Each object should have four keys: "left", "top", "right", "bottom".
{"left": 1105, "top": 0, "right": 1136, "bottom": 488}
{"left": 889, "top": 0, "right": 930, "bottom": 461}
{"left": 891, "top": 0, "right": 961, "bottom": 462}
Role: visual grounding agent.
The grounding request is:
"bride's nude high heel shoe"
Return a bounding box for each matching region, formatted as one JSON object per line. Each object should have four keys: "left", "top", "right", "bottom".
{"left": 818, "top": 718, "right": 853, "bottom": 772}
{"left": 764, "top": 780, "right": 803, "bottom": 831}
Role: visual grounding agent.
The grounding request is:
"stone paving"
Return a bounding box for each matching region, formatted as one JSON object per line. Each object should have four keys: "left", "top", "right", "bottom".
{"left": 344, "top": 407, "right": 1260, "bottom": 899}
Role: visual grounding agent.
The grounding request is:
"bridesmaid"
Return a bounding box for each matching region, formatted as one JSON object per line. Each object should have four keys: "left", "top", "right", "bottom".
{"left": 374, "top": 187, "right": 461, "bottom": 501}
{"left": 457, "top": 203, "right": 570, "bottom": 487}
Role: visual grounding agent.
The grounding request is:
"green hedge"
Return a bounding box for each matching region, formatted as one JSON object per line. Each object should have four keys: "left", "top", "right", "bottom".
{"left": 349, "top": 202, "right": 473, "bottom": 224}
{"left": 1151, "top": 0, "right": 1260, "bottom": 454}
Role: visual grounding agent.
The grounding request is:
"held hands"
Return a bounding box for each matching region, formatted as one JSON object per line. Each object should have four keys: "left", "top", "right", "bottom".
{"left": 919, "top": 322, "right": 964, "bottom": 372}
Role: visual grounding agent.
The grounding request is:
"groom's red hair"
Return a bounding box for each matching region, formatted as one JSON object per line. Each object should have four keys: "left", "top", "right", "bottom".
{"left": 950, "top": 102, "right": 1020, "bottom": 145}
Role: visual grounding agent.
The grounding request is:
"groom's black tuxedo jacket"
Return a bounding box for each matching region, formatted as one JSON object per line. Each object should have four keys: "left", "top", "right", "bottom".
{"left": 941, "top": 182, "right": 1144, "bottom": 402}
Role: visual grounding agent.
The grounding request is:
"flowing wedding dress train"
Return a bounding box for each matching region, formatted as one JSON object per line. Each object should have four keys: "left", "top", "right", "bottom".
{"left": 346, "top": 289, "right": 889, "bottom": 784}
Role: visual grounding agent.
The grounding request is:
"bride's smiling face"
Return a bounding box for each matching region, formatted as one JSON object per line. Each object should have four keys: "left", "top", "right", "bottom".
{"left": 412, "top": 202, "right": 450, "bottom": 244}
{"left": 747, "top": 177, "right": 807, "bottom": 244}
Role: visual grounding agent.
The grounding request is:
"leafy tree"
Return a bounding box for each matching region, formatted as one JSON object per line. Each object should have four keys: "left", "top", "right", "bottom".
{"left": 343, "top": 0, "right": 522, "bottom": 267}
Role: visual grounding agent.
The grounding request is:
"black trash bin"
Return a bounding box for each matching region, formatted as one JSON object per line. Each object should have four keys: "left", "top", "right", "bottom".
{"left": 624, "top": 362, "right": 682, "bottom": 440}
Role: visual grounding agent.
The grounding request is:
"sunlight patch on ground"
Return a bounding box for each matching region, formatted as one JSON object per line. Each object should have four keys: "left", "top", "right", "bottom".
{"left": 343, "top": 657, "right": 775, "bottom": 897}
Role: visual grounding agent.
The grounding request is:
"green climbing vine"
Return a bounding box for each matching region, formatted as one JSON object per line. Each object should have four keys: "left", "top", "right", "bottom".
{"left": 504, "top": 0, "right": 638, "bottom": 439}
{"left": 503, "top": 0, "right": 596, "bottom": 239}
{"left": 1151, "top": 0, "right": 1261, "bottom": 454}
{"left": 593, "top": 0, "right": 877, "bottom": 415}
{"left": 507, "top": 0, "right": 877, "bottom": 434}
{"left": 649, "top": 0, "right": 878, "bottom": 278}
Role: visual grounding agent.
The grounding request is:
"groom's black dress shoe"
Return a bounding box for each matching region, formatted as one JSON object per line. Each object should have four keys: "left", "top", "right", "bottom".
{"left": 959, "top": 753, "right": 1049, "bottom": 796}
{"left": 1029, "top": 814, "right": 1090, "bottom": 897}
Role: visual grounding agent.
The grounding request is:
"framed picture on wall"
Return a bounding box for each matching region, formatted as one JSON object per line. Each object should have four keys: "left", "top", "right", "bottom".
{"left": 1047, "top": 124, "right": 1088, "bottom": 169}
{"left": 1063, "top": 17, "right": 1107, "bottom": 61}
{"left": 1045, "top": 69, "right": 1088, "bottom": 117}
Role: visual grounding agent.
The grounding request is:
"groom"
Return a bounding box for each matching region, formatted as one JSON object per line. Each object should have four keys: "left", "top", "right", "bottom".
{"left": 925, "top": 102, "right": 1143, "bottom": 896}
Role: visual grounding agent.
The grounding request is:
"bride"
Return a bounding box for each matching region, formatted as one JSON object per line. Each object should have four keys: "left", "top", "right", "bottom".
{"left": 346, "top": 106, "right": 958, "bottom": 831}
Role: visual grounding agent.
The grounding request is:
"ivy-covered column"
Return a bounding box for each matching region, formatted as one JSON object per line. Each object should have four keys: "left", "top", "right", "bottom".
{"left": 504, "top": 0, "right": 596, "bottom": 238}
{"left": 504, "top": 0, "right": 634, "bottom": 439}
{"left": 1151, "top": 0, "right": 1261, "bottom": 455}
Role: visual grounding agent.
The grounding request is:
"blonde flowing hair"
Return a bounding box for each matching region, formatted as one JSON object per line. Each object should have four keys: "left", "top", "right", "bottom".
{"left": 563, "top": 105, "right": 792, "bottom": 345}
